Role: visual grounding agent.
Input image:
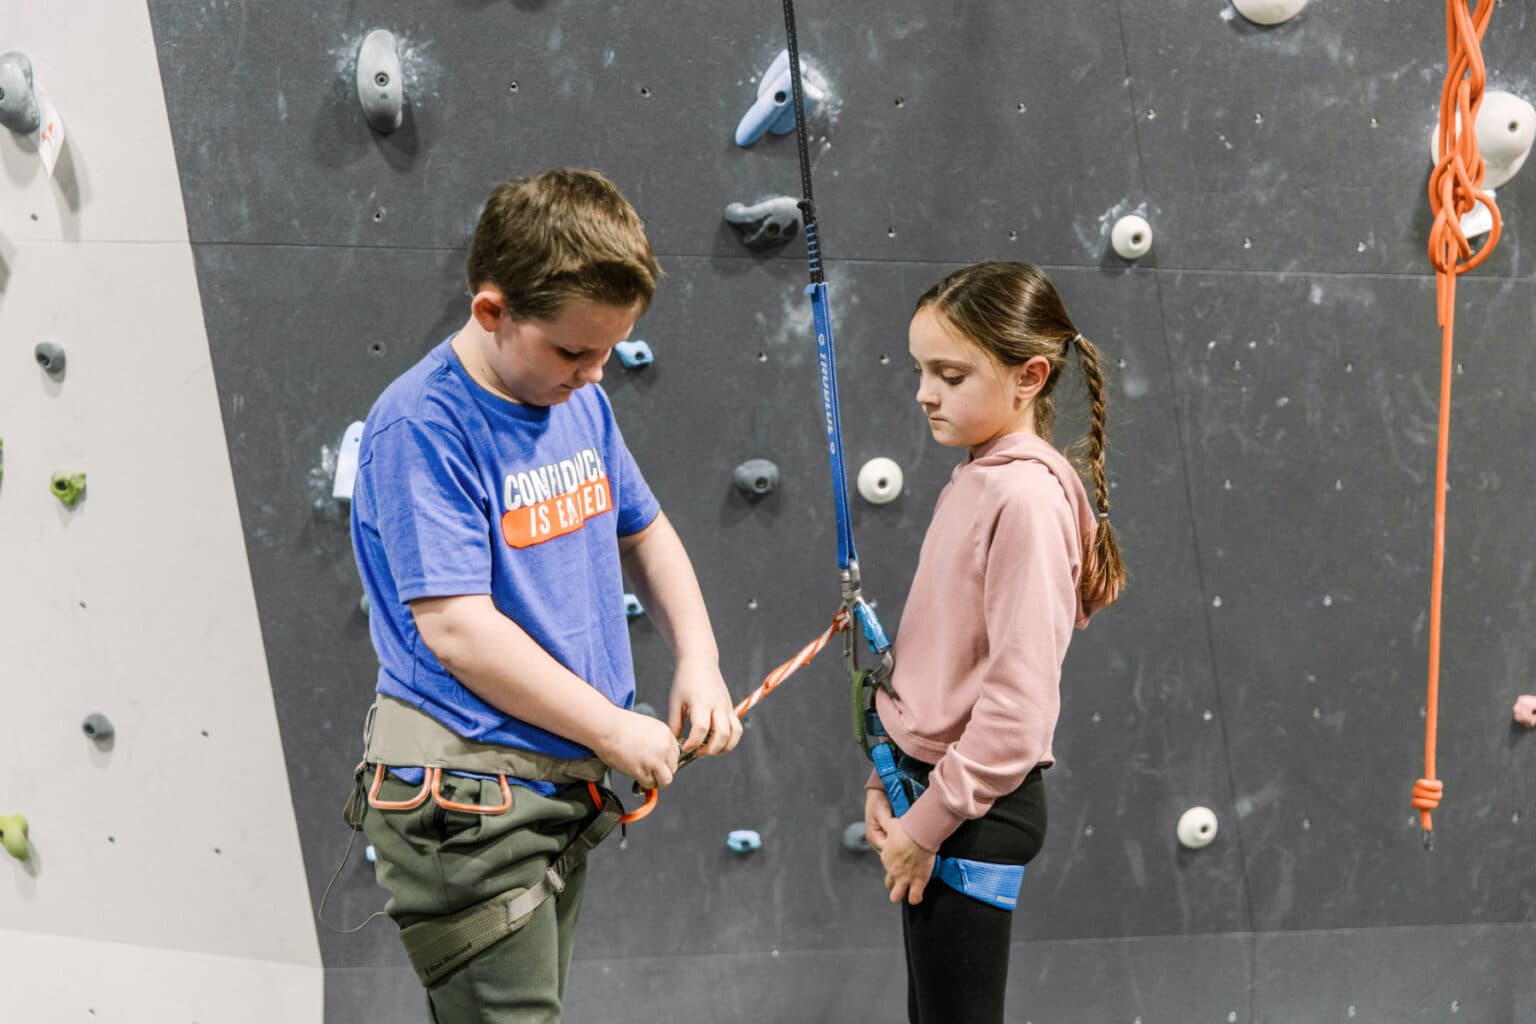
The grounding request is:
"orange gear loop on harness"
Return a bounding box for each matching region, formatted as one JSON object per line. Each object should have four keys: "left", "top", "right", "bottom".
{"left": 1418, "top": 0, "right": 1501, "bottom": 837}
{"left": 367, "top": 763, "right": 514, "bottom": 815}
{"left": 618, "top": 609, "right": 853, "bottom": 825}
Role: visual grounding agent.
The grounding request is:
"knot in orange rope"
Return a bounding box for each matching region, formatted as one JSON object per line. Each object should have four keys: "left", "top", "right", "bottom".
{"left": 1412, "top": 777, "right": 1444, "bottom": 816}
{"left": 1427, "top": 0, "right": 1502, "bottom": 323}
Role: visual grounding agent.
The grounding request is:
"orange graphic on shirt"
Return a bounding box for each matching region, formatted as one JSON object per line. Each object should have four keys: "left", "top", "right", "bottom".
{"left": 501, "top": 476, "right": 614, "bottom": 549}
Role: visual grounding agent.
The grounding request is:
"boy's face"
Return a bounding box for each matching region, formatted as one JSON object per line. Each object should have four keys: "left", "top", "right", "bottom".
{"left": 476, "top": 292, "right": 640, "bottom": 406}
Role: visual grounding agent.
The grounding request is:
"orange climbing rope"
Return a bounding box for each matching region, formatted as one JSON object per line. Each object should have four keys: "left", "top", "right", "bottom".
{"left": 597, "top": 609, "right": 852, "bottom": 824}
{"left": 1417, "top": 0, "right": 1502, "bottom": 838}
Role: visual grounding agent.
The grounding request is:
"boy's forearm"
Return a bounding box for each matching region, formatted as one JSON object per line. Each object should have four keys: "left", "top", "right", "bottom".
{"left": 411, "top": 595, "right": 622, "bottom": 753}
{"left": 620, "top": 512, "right": 720, "bottom": 666}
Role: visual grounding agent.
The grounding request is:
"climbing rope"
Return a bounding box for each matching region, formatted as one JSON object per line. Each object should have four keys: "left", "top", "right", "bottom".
{"left": 621, "top": 0, "right": 893, "bottom": 825}
{"left": 1417, "top": 0, "right": 1501, "bottom": 840}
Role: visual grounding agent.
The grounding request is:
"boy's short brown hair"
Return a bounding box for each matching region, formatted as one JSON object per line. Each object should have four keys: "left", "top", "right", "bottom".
{"left": 466, "top": 168, "right": 662, "bottom": 320}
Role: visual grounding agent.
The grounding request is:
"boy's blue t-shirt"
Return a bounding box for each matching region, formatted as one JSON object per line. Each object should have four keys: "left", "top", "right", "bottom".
{"left": 350, "top": 337, "right": 660, "bottom": 761}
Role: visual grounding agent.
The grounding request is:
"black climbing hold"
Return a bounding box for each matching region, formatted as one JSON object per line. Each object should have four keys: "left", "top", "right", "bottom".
{"left": 724, "top": 197, "right": 802, "bottom": 251}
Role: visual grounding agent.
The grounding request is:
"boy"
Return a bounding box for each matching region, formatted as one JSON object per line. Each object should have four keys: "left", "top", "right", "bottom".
{"left": 348, "top": 168, "right": 741, "bottom": 1021}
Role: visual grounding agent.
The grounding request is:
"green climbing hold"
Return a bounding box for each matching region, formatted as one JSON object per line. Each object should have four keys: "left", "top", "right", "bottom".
{"left": 51, "top": 470, "right": 86, "bottom": 506}
{"left": 0, "top": 813, "right": 29, "bottom": 861}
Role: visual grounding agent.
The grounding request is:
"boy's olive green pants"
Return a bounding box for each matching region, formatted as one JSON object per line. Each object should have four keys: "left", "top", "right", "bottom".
{"left": 363, "top": 772, "right": 596, "bottom": 1023}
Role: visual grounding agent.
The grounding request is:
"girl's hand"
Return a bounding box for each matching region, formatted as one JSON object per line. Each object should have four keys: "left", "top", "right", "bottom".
{"left": 868, "top": 791, "right": 937, "bottom": 905}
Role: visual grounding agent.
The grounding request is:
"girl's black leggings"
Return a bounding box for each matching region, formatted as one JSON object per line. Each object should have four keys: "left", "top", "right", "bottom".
{"left": 894, "top": 755, "right": 1048, "bottom": 1024}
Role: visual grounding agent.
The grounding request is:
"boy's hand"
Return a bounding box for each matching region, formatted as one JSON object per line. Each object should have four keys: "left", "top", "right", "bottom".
{"left": 595, "top": 709, "right": 680, "bottom": 791}
{"left": 669, "top": 659, "right": 743, "bottom": 758}
{"left": 866, "top": 789, "right": 935, "bottom": 905}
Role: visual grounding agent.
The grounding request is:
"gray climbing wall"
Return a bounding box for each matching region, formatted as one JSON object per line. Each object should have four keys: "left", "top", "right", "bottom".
{"left": 141, "top": 1, "right": 1536, "bottom": 1021}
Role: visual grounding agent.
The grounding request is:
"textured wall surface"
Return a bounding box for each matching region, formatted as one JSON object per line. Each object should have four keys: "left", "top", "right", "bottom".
{"left": 131, "top": 0, "right": 1536, "bottom": 1019}
{"left": 0, "top": 2, "right": 322, "bottom": 1020}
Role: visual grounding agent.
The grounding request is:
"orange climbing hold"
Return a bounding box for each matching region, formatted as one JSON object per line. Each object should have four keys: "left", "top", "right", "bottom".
{"left": 1418, "top": 0, "right": 1501, "bottom": 837}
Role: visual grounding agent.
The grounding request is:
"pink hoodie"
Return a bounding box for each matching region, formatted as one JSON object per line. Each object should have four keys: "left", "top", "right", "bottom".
{"left": 869, "top": 431, "right": 1101, "bottom": 853}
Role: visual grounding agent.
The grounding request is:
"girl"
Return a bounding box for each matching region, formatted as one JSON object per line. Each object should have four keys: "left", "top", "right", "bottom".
{"left": 864, "top": 261, "right": 1124, "bottom": 1023}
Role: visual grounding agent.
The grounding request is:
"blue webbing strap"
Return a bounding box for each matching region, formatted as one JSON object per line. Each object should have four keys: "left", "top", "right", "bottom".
{"left": 782, "top": 0, "right": 892, "bottom": 663}
{"left": 866, "top": 714, "right": 1024, "bottom": 912}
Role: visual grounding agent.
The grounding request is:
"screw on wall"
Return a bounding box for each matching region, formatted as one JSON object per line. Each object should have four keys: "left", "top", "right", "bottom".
{"left": 50, "top": 471, "right": 86, "bottom": 507}
{"left": 723, "top": 196, "right": 802, "bottom": 250}
{"left": 733, "top": 458, "right": 780, "bottom": 499}
{"left": 0, "top": 52, "right": 40, "bottom": 134}
{"left": 0, "top": 813, "right": 29, "bottom": 861}
{"left": 356, "top": 29, "right": 405, "bottom": 134}
{"left": 34, "top": 341, "right": 65, "bottom": 377}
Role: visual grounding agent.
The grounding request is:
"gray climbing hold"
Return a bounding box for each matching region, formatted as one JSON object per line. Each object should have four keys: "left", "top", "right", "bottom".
{"left": 733, "top": 458, "right": 780, "bottom": 498}
{"left": 0, "top": 53, "right": 41, "bottom": 135}
{"left": 842, "top": 821, "right": 870, "bottom": 853}
{"left": 34, "top": 341, "right": 65, "bottom": 376}
{"left": 81, "top": 713, "right": 114, "bottom": 742}
{"left": 356, "top": 30, "right": 404, "bottom": 134}
{"left": 726, "top": 829, "right": 762, "bottom": 853}
{"left": 724, "top": 197, "right": 802, "bottom": 251}
{"left": 633, "top": 702, "right": 658, "bottom": 719}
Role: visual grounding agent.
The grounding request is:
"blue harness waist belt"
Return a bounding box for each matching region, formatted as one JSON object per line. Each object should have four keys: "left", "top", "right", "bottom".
{"left": 866, "top": 711, "right": 1025, "bottom": 912}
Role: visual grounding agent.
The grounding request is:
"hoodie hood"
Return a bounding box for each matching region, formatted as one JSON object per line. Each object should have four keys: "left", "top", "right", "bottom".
{"left": 966, "top": 431, "right": 1103, "bottom": 624}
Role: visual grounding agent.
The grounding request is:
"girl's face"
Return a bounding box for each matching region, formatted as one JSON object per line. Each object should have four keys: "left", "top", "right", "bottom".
{"left": 908, "top": 306, "right": 1043, "bottom": 452}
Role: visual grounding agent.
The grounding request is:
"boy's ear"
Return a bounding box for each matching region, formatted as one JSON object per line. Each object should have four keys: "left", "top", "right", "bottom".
{"left": 470, "top": 287, "right": 508, "bottom": 332}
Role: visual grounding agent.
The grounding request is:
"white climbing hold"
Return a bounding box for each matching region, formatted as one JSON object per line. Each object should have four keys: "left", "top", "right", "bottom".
{"left": 856, "top": 457, "right": 904, "bottom": 505}
{"left": 1231, "top": 0, "right": 1308, "bottom": 27}
{"left": 332, "top": 421, "right": 365, "bottom": 501}
{"left": 1177, "top": 806, "right": 1219, "bottom": 849}
{"left": 356, "top": 29, "right": 405, "bottom": 134}
{"left": 1111, "top": 214, "right": 1154, "bottom": 261}
{"left": 1428, "top": 91, "right": 1536, "bottom": 190}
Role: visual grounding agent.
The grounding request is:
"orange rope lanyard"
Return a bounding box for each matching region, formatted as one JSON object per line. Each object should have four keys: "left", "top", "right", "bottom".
{"left": 1417, "top": 0, "right": 1501, "bottom": 838}
{"left": 596, "top": 609, "right": 853, "bottom": 824}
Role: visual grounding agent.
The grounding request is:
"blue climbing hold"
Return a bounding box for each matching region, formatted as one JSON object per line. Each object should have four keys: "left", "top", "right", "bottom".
{"left": 735, "top": 49, "right": 826, "bottom": 147}
{"left": 616, "top": 340, "right": 653, "bottom": 369}
{"left": 365, "top": 844, "right": 377, "bottom": 864}
{"left": 624, "top": 593, "right": 645, "bottom": 618}
{"left": 726, "top": 829, "right": 763, "bottom": 853}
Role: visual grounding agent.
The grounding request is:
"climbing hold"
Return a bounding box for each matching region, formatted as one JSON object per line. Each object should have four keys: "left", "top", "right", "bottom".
{"left": 615, "top": 340, "right": 653, "bottom": 369}
{"left": 0, "top": 53, "right": 40, "bottom": 135}
{"left": 733, "top": 458, "right": 780, "bottom": 498}
{"left": 332, "top": 421, "right": 365, "bottom": 502}
{"left": 0, "top": 813, "right": 29, "bottom": 861}
{"left": 1111, "top": 214, "right": 1154, "bottom": 261}
{"left": 356, "top": 30, "right": 404, "bottom": 134}
{"left": 360, "top": 592, "right": 371, "bottom": 617}
{"left": 856, "top": 457, "right": 904, "bottom": 505}
{"left": 726, "top": 829, "right": 763, "bottom": 853}
{"left": 736, "top": 48, "right": 825, "bottom": 147}
{"left": 633, "top": 701, "right": 658, "bottom": 719}
{"left": 34, "top": 341, "right": 65, "bottom": 376}
{"left": 624, "top": 593, "right": 644, "bottom": 618}
{"left": 1176, "top": 806, "right": 1219, "bottom": 849}
{"left": 842, "top": 821, "right": 870, "bottom": 853}
{"left": 364, "top": 844, "right": 377, "bottom": 864}
{"left": 50, "top": 471, "right": 86, "bottom": 507}
{"left": 724, "top": 196, "right": 802, "bottom": 250}
{"left": 1230, "top": 0, "right": 1308, "bottom": 26}
{"left": 81, "top": 713, "right": 114, "bottom": 742}
{"left": 1427, "top": 90, "right": 1536, "bottom": 191}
